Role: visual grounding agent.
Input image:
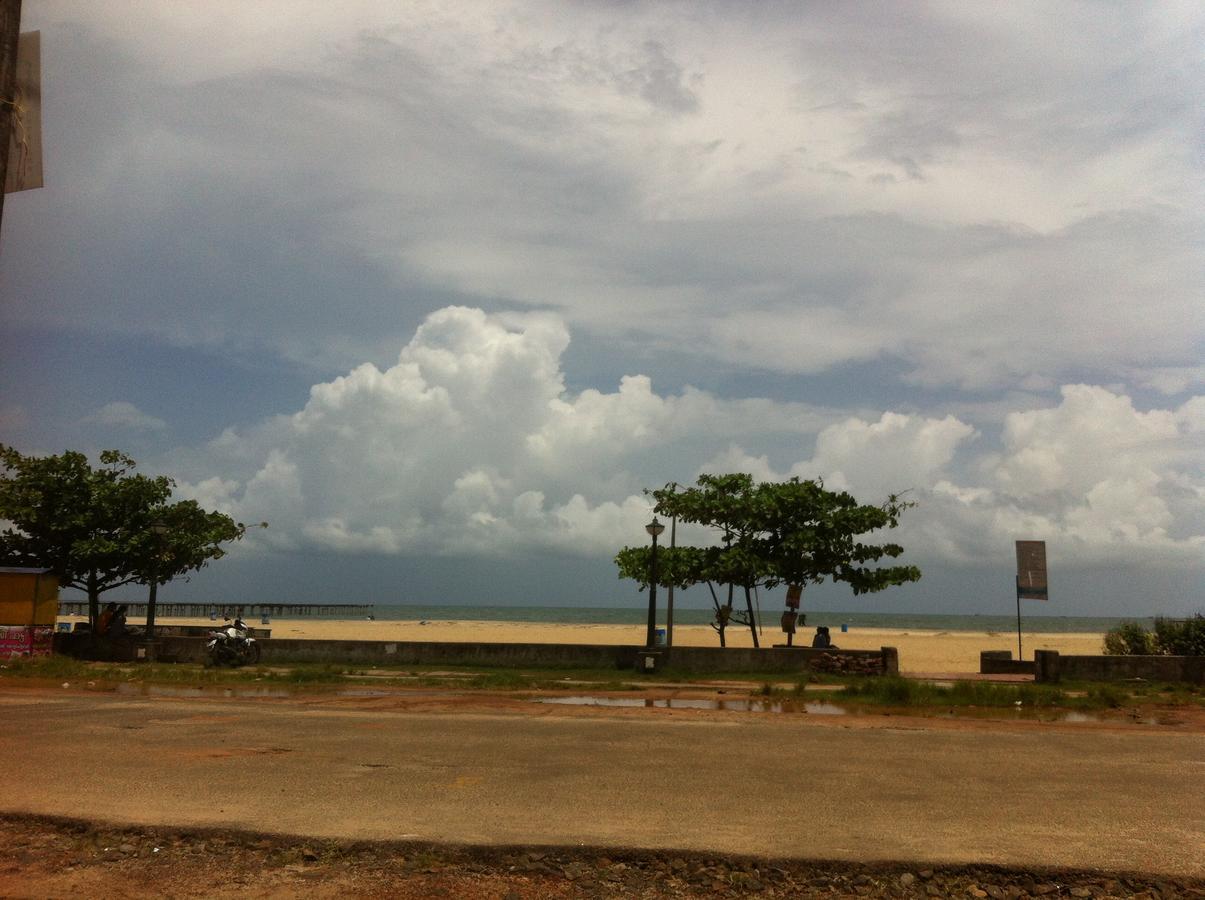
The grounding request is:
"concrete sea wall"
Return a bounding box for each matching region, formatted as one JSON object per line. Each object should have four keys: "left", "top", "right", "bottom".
{"left": 979, "top": 650, "right": 1037, "bottom": 676}
{"left": 55, "top": 633, "right": 898, "bottom": 675}
{"left": 1034, "top": 649, "right": 1204, "bottom": 684}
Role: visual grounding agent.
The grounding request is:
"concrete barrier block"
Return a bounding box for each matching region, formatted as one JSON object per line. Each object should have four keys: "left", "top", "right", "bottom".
{"left": 1034, "top": 649, "right": 1061, "bottom": 682}
{"left": 880, "top": 646, "right": 899, "bottom": 676}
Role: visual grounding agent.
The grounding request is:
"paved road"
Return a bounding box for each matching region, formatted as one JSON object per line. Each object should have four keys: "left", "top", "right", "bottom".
{"left": 2, "top": 687, "right": 1202, "bottom": 876}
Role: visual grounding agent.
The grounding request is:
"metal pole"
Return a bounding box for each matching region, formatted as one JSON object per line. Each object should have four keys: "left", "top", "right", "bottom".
{"left": 1015, "top": 575, "right": 1023, "bottom": 659}
{"left": 665, "top": 515, "right": 676, "bottom": 647}
{"left": 645, "top": 530, "right": 659, "bottom": 648}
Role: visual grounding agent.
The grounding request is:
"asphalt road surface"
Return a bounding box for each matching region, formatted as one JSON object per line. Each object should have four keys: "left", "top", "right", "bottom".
{"left": 2, "top": 686, "right": 1202, "bottom": 877}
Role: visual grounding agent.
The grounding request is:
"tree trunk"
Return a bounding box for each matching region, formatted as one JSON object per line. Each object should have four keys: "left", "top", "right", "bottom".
{"left": 87, "top": 574, "right": 99, "bottom": 630}
{"left": 708, "top": 580, "right": 729, "bottom": 648}
{"left": 744, "top": 584, "right": 759, "bottom": 649}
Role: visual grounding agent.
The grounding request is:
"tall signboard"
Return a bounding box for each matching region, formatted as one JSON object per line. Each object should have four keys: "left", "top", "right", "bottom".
{"left": 1014, "top": 540, "right": 1048, "bottom": 657}
{"left": 1015, "top": 541, "right": 1048, "bottom": 600}
{"left": 3, "top": 30, "right": 41, "bottom": 194}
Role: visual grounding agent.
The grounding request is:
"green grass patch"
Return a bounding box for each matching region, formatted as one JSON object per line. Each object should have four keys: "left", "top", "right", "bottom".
{"left": 0, "top": 655, "right": 651, "bottom": 692}
{"left": 836, "top": 676, "right": 1201, "bottom": 710}
{"left": 839, "top": 676, "right": 1071, "bottom": 708}
{"left": 0, "top": 654, "right": 100, "bottom": 681}
{"left": 0, "top": 655, "right": 370, "bottom": 687}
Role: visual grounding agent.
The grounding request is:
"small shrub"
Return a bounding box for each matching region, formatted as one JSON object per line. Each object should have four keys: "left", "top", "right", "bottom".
{"left": 1103, "top": 621, "right": 1156, "bottom": 655}
{"left": 1153, "top": 614, "right": 1205, "bottom": 656}
{"left": 1086, "top": 685, "right": 1126, "bottom": 709}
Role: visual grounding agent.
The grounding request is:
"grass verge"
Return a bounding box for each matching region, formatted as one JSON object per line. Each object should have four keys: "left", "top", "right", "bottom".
{"left": 0, "top": 655, "right": 648, "bottom": 692}
{"left": 3, "top": 656, "right": 1200, "bottom": 713}
{"left": 817, "top": 675, "right": 1202, "bottom": 711}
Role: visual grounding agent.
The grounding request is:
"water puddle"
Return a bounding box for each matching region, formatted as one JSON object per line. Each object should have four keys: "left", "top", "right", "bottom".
{"left": 534, "top": 695, "right": 847, "bottom": 715}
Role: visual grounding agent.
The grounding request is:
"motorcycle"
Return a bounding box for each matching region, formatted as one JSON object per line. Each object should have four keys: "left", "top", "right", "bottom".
{"left": 206, "top": 618, "right": 261, "bottom": 667}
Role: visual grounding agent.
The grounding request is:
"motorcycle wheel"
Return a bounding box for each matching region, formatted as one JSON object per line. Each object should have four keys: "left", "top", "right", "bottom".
{"left": 243, "top": 642, "right": 261, "bottom": 665}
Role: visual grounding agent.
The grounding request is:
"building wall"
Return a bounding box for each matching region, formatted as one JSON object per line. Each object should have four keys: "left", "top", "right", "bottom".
{"left": 0, "top": 570, "right": 59, "bottom": 655}
{"left": 0, "top": 570, "right": 59, "bottom": 626}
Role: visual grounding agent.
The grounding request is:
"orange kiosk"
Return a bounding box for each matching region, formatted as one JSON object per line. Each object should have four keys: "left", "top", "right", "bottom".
{"left": 0, "top": 567, "right": 59, "bottom": 657}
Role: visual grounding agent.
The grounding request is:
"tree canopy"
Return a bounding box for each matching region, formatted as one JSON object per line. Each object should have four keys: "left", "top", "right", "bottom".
{"left": 615, "top": 473, "right": 921, "bottom": 645}
{"left": 0, "top": 445, "right": 256, "bottom": 625}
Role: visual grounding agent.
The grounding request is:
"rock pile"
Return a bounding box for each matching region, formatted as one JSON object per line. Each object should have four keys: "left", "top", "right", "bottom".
{"left": 809, "top": 652, "right": 884, "bottom": 675}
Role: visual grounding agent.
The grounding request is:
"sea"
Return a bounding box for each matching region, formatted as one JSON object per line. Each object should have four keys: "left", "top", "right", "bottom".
{"left": 342, "top": 604, "right": 1154, "bottom": 634}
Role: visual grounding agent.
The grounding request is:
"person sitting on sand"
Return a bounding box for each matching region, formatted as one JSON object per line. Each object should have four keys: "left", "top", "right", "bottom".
{"left": 811, "top": 626, "right": 833, "bottom": 649}
{"left": 109, "top": 604, "right": 129, "bottom": 638}
{"left": 96, "top": 602, "right": 117, "bottom": 636}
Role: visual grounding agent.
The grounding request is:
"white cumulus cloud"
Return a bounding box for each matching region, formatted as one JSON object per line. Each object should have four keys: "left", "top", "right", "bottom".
{"left": 171, "top": 308, "right": 1203, "bottom": 573}
{"left": 84, "top": 401, "right": 167, "bottom": 432}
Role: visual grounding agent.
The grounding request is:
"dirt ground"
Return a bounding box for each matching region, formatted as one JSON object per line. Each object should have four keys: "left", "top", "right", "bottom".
{"left": 2, "top": 816, "right": 1202, "bottom": 899}
{"left": 3, "top": 676, "right": 1202, "bottom": 898}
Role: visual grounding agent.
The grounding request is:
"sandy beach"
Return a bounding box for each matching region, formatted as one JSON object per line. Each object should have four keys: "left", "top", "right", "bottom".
{"left": 135, "top": 616, "right": 1106, "bottom": 674}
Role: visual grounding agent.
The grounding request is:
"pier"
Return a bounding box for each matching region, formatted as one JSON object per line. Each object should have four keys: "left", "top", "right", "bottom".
{"left": 58, "top": 601, "right": 375, "bottom": 619}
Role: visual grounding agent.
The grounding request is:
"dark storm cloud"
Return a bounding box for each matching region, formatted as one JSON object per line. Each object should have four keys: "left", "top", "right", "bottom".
{"left": 2, "top": 2, "right": 1201, "bottom": 616}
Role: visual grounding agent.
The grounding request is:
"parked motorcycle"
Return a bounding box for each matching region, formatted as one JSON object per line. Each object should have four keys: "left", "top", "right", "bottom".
{"left": 206, "top": 618, "right": 261, "bottom": 667}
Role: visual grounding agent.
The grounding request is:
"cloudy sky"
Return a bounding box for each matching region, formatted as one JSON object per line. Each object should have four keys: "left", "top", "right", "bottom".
{"left": 1, "top": 1, "right": 1202, "bottom": 617}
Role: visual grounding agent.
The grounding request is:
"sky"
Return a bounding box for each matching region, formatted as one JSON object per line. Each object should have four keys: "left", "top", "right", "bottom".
{"left": 1, "top": 1, "right": 1202, "bottom": 618}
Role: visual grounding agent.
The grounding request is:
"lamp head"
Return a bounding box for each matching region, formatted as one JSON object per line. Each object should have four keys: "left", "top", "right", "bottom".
{"left": 645, "top": 517, "right": 665, "bottom": 537}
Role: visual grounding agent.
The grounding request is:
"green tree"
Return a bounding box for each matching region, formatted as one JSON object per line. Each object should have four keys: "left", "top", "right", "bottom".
{"left": 616, "top": 474, "right": 921, "bottom": 647}
{"left": 1106, "top": 614, "right": 1205, "bottom": 656}
{"left": 0, "top": 445, "right": 255, "bottom": 628}
{"left": 1153, "top": 614, "right": 1205, "bottom": 657}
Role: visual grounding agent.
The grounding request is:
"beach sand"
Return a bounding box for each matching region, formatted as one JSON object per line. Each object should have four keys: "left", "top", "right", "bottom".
{"left": 142, "top": 616, "right": 1106, "bottom": 674}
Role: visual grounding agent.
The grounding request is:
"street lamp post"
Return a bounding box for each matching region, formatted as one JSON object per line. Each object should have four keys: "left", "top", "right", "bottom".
{"left": 644, "top": 517, "right": 665, "bottom": 647}
{"left": 665, "top": 514, "right": 676, "bottom": 647}
{"left": 145, "top": 520, "right": 169, "bottom": 648}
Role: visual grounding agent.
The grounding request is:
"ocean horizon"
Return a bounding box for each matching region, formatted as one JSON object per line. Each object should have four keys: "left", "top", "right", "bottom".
{"left": 65, "top": 597, "right": 1171, "bottom": 634}
{"left": 266, "top": 604, "right": 1154, "bottom": 634}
